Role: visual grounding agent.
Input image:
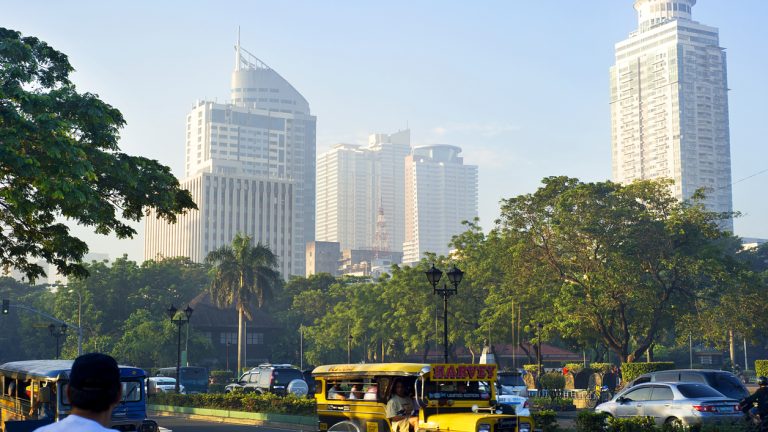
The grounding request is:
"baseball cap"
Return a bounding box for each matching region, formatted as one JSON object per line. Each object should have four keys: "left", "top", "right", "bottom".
{"left": 69, "top": 353, "right": 121, "bottom": 392}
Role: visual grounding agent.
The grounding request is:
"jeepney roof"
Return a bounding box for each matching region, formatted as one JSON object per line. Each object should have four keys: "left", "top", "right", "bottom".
{"left": 312, "top": 363, "right": 429, "bottom": 377}
{"left": 0, "top": 360, "right": 147, "bottom": 381}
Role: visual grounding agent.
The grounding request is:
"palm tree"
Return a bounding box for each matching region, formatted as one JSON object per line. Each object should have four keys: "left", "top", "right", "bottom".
{"left": 205, "top": 233, "right": 280, "bottom": 373}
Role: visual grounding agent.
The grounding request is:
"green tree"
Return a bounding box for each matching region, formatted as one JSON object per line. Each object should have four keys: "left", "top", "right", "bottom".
{"left": 494, "top": 176, "right": 738, "bottom": 363}
{"left": 205, "top": 233, "right": 280, "bottom": 373}
{"left": 0, "top": 28, "right": 195, "bottom": 283}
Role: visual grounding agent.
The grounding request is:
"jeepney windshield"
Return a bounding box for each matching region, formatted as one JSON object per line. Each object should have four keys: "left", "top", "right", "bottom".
{"left": 422, "top": 379, "right": 493, "bottom": 401}
{"left": 59, "top": 379, "right": 143, "bottom": 406}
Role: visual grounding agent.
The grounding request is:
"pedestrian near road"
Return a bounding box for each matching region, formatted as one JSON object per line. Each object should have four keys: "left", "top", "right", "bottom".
{"left": 34, "top": 353, "right": 123, "bottom": 431}
{"left": 562, "top": 366, "right": 568, "bottom": 375}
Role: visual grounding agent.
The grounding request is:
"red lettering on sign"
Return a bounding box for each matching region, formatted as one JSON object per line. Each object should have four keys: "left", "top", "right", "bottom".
{"left": 477, "top": 367, "right": 486, "bottom": 379}
{"left": 467, "top": 366, "right": 478, "bottom": 379}
{"left": 433, "top": 366, "right": 445, "bottom": 379}
{"left": 446, "top": 365, "right": 457, "bottom": 379}
{"left": 457, "top": 366, "right": 468, "bottom": 379}
{"left": 484, "top": 365, "right": 497, "bottom": 378}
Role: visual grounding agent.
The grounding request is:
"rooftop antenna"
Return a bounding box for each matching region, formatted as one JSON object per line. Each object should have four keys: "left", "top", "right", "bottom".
{"left": 235, "top": 26, "right": 241, "bottom": 70}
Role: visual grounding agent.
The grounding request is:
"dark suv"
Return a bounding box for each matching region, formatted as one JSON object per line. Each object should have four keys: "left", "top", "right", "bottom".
{"left": 626, "top": 369, "right": 749, "bottom": 400}
{"left": 225, "top": 364, "right": 308, "bottom": 397}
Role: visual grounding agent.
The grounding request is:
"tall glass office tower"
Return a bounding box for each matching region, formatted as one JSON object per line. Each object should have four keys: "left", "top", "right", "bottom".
{"left": 145, "top": 39, "right": 316, "bottom": 277}
{"left": 611, "top": 0, "right": 733, "bottom": 230}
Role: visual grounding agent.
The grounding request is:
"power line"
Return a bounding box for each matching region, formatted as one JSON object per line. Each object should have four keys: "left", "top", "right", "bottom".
{"left": 717, "top": 167, "right": 768, "bottom": 191}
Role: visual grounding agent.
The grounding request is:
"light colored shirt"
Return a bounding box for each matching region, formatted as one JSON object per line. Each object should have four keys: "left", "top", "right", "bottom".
{"left": 34, "top": 414, "right": 113, "bottom": 431}
{"left": 386, "top": 394, "right": 413, "bottom": 419}
{"left": 328, "top": 386, "right": 344, "bottom": 400}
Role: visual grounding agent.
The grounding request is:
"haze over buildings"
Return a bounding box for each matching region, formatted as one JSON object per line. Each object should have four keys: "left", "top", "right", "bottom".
{"left": 144, "top": 37, "right": 316, "bottom": 278}
{"left": 403, "top": 145, "right": 478, "bottom": 264}
{"left": 316, "top": 130, "right": 411, "bottom": 252}
{"left": 611, "top": 0, "right": 733, "bottom": 230}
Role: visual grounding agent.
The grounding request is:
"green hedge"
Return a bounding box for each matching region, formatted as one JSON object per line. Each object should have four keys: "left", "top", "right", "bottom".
{"left": 540, "top": 373, "right": 566, "bottom": 391}
{"left": 148, "top": 391, "right": 316, "bottom": 416}
{"left": 590, "top": 363, "right": 613, "bottom": 374}
{"left": 620, "top": 362, "right": 675, "bottom": 383}
{"left": 211, "top": 371, "right": 234, "bottom": 384}
{"left": 531, "top": 410, "right": 559, "bottom": 432}
{"left": 523, "top": 364, "right": 540, "bottom": 373}
{"left": 756, "top": 360, "right": 768, "bottom": 378}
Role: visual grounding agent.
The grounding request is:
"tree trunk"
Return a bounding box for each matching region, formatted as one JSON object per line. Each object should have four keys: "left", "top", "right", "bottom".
{"left": 519, "top": 341, "right": 533, "bottom": 365}
{"left": 730, "top": 330, "right": 736, "bottom": 366}
{"left": 421, "top": 341, "right": 430, "bottom": 363}
{"left": 647, "top": 344, "right": 654, "bottom": 362}
{"left": 238, "top": 308, "right": 244, "bottom": 374}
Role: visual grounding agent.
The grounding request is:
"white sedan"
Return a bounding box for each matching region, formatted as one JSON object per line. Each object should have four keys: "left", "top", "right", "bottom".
{"left": 497, "top": 385, "right": 530, "bottom": 417}
{"left": 147, "top": 377, "right": 186, "bottom": 394}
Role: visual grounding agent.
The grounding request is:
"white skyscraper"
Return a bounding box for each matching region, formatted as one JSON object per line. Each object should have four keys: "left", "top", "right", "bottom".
{"left": 315, "top": 130, "right": 411, "bottom": 252}
{"left": 145, "top": 39, "right": 316, "bottom": 277}
{"left": 611, "top": 0, "right": 733, "bottom": 230}
{"left": 402, "top": 145, "right": 478, "bottom": 264}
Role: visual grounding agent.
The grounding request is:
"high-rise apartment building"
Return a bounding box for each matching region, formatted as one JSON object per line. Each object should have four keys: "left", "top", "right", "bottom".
{"left": 611, "top": 0, "right": 733, "bottom": 230}
{"left": 402, "top": 145, "right": 478, "bottom": 264}
{"left": 316, "top": 130, "right": 411, "bottom": 252}
{"left": 145, "top": 41, "right": 316, "bottom": 277}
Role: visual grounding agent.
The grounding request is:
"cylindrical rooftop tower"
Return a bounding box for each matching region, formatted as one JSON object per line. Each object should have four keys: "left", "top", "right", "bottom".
{"left": 634, "top": 0, "right": 695, "bottom": 31}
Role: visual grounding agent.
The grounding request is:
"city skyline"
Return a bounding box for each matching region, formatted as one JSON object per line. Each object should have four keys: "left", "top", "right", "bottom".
{"left": 5, "top": 0, "right": 767, "bottom": 264}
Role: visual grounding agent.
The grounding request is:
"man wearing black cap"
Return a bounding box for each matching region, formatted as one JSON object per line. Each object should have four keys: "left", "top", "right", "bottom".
{"left": 35, "top": 353, "right": 123, "bottom": 431}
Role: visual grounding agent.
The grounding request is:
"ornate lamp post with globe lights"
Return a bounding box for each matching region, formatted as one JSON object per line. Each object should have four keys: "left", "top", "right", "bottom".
{"left": 425, "top": 264, "right": 464, "bottom": 363}
{"left": 167, "top": 304, "right": 193, "bottom": 393}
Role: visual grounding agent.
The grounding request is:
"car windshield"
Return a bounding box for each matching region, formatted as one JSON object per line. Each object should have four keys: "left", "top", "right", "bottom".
{"left": 712, "top": 373, "right": 746, "bottom": 397}
{"left": 181, "top": 368, "right": 207, "bottom": 380}
{"left": 677, "top": 384, "right": 725, "bottom": 398}
{"left": 497, "top": 374, "right": 525, "bottom": 387}
{"left": 500, "top": 385, "right": 521, "bottom": 396}
{"left": 121, "top": 380, "right": 142, "bottom": 402}
{"left": 272, "top": 369, "right": 303, "bottom": 383}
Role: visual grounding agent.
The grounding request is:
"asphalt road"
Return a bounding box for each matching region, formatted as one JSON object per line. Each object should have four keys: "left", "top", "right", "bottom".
{"left": 151, "top": 415, "right": 302, "bottom": 432}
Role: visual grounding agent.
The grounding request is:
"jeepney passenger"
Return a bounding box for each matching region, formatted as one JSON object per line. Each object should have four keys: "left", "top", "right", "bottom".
{"left": 387, "top": 379, "right": 418, "bottom": 432}
{"left": 328, "top": 382, "right": 347, "bottom": 400}
{"left": 349, "top": 384, "right": 364, "bottom": 400}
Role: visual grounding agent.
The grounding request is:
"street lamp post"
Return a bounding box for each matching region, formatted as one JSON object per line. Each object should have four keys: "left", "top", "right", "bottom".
{"left": 167, "top": 304, "right": 194, "bottom": 393}
{"left": 347, "top": 331, "right": 354, "bottom": 364}
{"left": 226, "top": 341, "right": 231, "bottom": 372}
{"left": 52, "top": 283, "right": 83, "bottom": 356}
{"left": 48, "top": 323, "right": 67, "bottom": 359}
{"left": 536, "top": 322, "right": 543, "bottom": 394}
{"left": 425, "top": 264, "right": 464, "bottom": 364}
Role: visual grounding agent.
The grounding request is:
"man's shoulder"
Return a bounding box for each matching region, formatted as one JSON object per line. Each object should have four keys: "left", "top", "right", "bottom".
{"left": 35, "top": 415, "right": 111, "bottom": 432}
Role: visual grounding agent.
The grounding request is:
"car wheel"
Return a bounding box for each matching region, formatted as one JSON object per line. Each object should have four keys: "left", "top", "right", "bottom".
{"left": 664, "top": 417, "right": 682, "bottom": 426}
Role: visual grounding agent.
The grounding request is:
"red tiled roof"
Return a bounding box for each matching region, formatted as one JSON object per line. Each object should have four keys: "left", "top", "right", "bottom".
{"left": 409, "top": 343, "right": 580, "bottom": 361}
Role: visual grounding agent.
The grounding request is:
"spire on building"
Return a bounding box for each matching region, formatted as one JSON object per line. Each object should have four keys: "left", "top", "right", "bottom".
{"left": 372, "top": 203, "right": 392, "bottom": 262}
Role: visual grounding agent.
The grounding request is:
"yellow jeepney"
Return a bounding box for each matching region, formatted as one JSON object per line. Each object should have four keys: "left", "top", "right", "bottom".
{"left": 312, "top": 363, "right": 534, "bottom": 432}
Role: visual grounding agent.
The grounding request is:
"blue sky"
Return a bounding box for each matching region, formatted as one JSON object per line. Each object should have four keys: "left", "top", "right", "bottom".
{"left": 6, "top": 0, "right": 768, "bottom": 263}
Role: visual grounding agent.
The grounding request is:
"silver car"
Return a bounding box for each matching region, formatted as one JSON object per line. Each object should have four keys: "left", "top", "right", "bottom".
{"left": 595, "top": 382, "right": 741, "bottom": 426}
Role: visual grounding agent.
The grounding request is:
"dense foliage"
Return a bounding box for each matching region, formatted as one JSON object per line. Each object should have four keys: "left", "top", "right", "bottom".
{"left": 755, "top": 360, "right": 768, "bottom": 378}
{"left": 0, "top": 28, "right": 195, "bottom": 283}
{"left": 620, "top": 362, "right": 676, "bottom": 383}
{"left": 149, "top": 391, "right": 316, "bottom": 416}
{"left": 0, "top": 256, "right": 214, "bottom": 365}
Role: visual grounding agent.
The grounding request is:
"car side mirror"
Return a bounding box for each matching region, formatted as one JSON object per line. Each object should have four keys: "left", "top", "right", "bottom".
{"left": 616, "top": 397, "right": 625, "bottom": 404}
{"left": 148, "top": 380, "right": 157, "bottom": 396}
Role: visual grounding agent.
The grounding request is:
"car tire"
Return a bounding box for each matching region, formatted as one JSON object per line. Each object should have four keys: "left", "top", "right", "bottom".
{"left": 664, "top": 417, "right": 682, "bottom": 426}
{"left": 287, "top": 379, "right": 309, "bottom": 397}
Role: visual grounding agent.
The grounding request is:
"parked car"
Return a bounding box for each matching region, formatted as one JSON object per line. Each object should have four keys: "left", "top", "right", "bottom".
{"left": 225, "top": 363, "right": 308, "bottom": 397}
{"left": 625, "top": 369, "right": 749, "bottom": 400}
{"left": 155, "top": 366, "right": 209, "bottom": 394}
{"left": 497, "top": 371, "right": 527, "bottom": 397}
{"left": 596, "top": 382, "right": 741, "bottom": 426}
{"left": 497, "top": 385, "right": 530, "bottom": 416}
{"left": 146, "top": 377, "right": 186, "bottom": 394}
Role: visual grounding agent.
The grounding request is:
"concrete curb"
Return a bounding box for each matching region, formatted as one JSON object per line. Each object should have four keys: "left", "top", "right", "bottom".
{"left": 147, "top": 405, "right": 318, "bottom": 431}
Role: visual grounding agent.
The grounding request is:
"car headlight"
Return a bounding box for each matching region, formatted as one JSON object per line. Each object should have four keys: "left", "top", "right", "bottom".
{"left": 478, "top": 423, "right": 491, "bottom": 432}
{"left": 519, "top": 422, "right": 532, "bottom": 432}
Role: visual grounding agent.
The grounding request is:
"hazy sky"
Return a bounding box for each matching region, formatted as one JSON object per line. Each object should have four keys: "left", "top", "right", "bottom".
{"left": 6, "top": 0, "right": 768, "bottom": 264}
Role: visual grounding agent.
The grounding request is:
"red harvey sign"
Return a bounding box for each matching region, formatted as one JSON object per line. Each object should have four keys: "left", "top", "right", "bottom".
{"left": 430, "top": 364, "right": 497, "bottom": 381}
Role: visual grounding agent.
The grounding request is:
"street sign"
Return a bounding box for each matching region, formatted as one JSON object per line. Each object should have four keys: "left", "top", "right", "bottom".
{"left": 33, "top": 322, "right": 52, "bottom": 328}
{"left": 181, "top": 350, "right": 188, "bottom": 367}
